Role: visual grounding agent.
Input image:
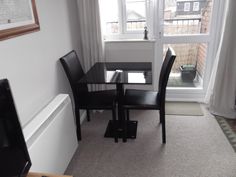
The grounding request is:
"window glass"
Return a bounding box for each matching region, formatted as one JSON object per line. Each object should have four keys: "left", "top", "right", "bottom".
{"left": 126, "top": 0, "right": 146, "bottom": 31}
{"left": 193, "top": 2, "right": 200, "bottom": 11}
{"left": 100, "top": 0, "right": 119, "bottom": 34}
{"left": 184, "top": 2, "right": 190, "bottom": 11}
{"left": 164, "top": 43, "right": 207, "bottom": 88}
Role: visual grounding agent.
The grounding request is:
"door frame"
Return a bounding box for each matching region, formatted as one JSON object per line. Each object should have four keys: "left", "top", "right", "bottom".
{"left": 153, "top": 0, "right": 226, "bottom": 102}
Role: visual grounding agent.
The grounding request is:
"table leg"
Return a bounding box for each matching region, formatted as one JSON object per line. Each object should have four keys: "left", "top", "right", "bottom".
{"left": 104, "top": 83, "right": 138, "bottom": 142}
{"left": 116, "top": 83, "right": 127, "bottom": 142}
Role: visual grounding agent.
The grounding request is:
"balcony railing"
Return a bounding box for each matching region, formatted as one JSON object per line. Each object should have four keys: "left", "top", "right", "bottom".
{"left": 106, "top": 18, "right": 201, "bottom": 34}
{"left": 106, "top": 19, "right": 146, "bottom": 33}
{"left": 164, "top": 17, "right": 202, "bottom": 34}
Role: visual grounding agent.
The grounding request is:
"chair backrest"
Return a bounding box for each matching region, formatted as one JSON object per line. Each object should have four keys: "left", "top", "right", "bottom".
{"left": 158, "top": 47, "right": 176, "bottom": 106}
{"left": 60, "top": 50, "right": 88, "bottom": 104}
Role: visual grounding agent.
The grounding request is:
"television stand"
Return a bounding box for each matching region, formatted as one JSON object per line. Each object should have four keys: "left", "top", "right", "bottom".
{"left": 27, "top": 172, "right": 72, "bottom": 177}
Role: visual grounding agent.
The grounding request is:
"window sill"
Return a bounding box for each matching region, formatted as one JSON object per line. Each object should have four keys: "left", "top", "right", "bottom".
{"left": 104, "top": 39, "right": 156, "bottom": 43}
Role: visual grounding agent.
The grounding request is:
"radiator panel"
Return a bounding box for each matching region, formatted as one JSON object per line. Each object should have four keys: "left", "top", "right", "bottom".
{"left": 23, "top": 94, "right": 78, "bottom": 174}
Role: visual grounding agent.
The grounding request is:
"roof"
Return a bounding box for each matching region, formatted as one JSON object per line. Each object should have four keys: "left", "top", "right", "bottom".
{"left": 127, "top": 10, "right": 145, "bottom": 20}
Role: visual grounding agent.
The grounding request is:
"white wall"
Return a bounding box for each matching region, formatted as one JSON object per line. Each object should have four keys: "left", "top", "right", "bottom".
{"left": 105, "top": 41, "right": 155, "bottom": 62}
{"left": 0, "top": 0, "right": 80, "bottom": 126}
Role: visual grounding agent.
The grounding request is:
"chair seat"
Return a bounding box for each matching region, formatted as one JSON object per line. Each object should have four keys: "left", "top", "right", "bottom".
{"left": 124, "top": 89, "right": 159, "bottom": 109}
{"left": 79, "top": 89, "right": 117, "bottom": 109}
{"left": 121, "top": 47, "right": 176, "bottom": 143}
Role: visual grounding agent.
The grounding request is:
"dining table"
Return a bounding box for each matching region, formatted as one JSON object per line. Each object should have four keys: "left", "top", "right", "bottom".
{"left": 78, "top": 62, "right": 152, "bottom": 142}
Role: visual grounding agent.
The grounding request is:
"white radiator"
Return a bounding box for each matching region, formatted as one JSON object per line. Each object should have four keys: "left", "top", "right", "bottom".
{"left": 23, "top": 94, "right": 78, "bottom": 174}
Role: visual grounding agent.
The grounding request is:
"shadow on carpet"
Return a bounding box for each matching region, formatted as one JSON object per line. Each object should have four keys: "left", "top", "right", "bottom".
{"left": 215, "top": 116, "right": 236, "bottom": 152}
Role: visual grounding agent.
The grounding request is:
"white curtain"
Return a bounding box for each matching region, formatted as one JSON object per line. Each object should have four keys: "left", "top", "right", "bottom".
{"left": 206, "top": 0, "right": 236, "bottom": 119}
{"left": 77, "top": 0, "right": 104, "bottom": 72}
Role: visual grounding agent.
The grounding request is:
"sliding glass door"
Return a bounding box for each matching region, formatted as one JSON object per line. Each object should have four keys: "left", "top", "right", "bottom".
{"left": 154, "top": 0, "right": 223, "bottom": 101}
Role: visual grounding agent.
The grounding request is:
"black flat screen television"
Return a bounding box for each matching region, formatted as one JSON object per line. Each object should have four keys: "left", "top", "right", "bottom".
{"left": 0, "top": 79, "right": 31, "bottom": 177}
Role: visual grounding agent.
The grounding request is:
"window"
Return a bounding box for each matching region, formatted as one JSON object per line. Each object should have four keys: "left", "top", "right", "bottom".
{"left": 126, "top": 0, "right": 146, "bottom": 31}
{"left": 100, "top": 0, "right": 119, "bottom": 34}
{"left": 164, "top": 0, "right": 213, "bottom": 35}
{"left": 100, "top": 0, "right": 152, "bottom": 39}
{"left": 193, "top": 2, "right": 200, "bottom": 11}
{"left": 184, "top": 2, "right": 191, "bottom": 12}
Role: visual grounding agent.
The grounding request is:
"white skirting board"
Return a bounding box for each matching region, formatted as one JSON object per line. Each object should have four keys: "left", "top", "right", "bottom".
{"left": 23, "top": 94, "right": 78, "bottom": 174}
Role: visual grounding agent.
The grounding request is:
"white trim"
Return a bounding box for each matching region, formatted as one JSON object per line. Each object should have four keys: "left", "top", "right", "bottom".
{"left": 120, "top": 0, "right": 126, "bottom": 34}
{"left": 105, "top": 33, "right": 144, "bottom": 40}
{"left": 104, "top": 38, "right": 156, "bottom": 43}
{"left": 153, "top": 0, "right": 163, "bottom": 91}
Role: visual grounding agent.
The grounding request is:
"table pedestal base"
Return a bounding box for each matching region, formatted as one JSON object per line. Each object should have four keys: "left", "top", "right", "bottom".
{"left": 104, "top": 120, "right": 138, "bottom": 139}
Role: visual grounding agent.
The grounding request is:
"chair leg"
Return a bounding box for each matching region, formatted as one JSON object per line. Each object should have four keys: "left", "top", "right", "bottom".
{"left": 75, "top": 109, "right": 82, "bottom": 141}
{"left": 112, "top": 108, "right": 118, "bottom": 143}
{"left": 160, "top": 110, "right": 163, "bottom": 124}
{"left": 123, "top": 109, "right": 129, "bottom": 142}
{"left": 86, "top": 109, "right": 90, "bottom": 122}
{"left": 126, "top": 109, "right": 130, "bottom": 121}
{"left": 160, "top": 108, "right": 166, "bottom": 144}
{"left": 122, "top": 108, "right": 127, "bottom": 143}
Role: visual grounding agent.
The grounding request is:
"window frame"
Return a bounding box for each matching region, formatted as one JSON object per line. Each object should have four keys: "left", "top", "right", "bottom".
{"left": 102, "top": 0, "right": 153, "bottom": 40}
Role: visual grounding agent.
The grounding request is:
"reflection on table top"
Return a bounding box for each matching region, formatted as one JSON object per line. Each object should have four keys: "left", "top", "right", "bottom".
{"left": 78, "top": 62, "right": 152, "bottom": 84}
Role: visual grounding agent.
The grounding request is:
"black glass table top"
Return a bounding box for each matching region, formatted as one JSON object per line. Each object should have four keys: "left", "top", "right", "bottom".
{"left": 78, "top": 62, "right": 152, "bottom": 84}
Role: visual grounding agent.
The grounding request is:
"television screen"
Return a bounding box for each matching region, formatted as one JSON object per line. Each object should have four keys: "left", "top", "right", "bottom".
{"left": 0, "top": 79, "right": 31, "bottom": 177}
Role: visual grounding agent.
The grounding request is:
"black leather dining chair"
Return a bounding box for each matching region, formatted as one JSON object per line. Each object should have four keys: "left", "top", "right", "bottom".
{"left": 60, "top": 50, "right": 118, "bottom": 142}
{"left": 122, "top": 47, "right": 176, "bottom": 143}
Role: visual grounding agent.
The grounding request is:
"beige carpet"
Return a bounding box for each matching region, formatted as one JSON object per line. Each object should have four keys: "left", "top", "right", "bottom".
{"left": 166, "top": 102, "right": 204, "bottom": 116}
{"left": 65, "top": 109, "right": 236, "bottom": 177}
